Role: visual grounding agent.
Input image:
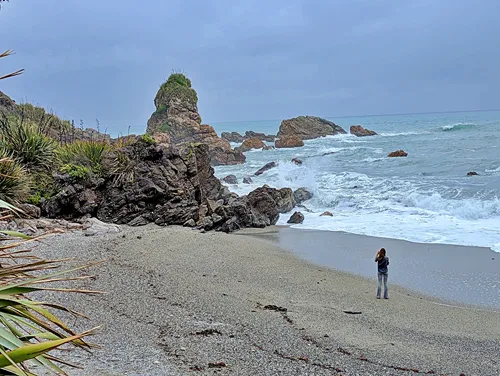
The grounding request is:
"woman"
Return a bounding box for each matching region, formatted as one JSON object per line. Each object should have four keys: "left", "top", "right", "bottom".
{"left": 375, "top": 248, "right": 389, "bottom": 299}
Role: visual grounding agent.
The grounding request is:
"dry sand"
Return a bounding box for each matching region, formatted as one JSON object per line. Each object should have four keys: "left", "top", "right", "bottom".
{"left": 33, "top": 225, "right": 499, "bottom": 376}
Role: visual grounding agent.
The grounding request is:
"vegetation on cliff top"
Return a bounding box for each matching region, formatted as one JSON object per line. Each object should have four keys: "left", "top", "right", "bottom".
{"left": 154, "top": 73, "right": 198, "bottom": 110}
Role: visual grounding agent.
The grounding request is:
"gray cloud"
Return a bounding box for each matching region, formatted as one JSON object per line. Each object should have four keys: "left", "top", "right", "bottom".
{"left": 1, "top": 0, "right": 499, "bottom": 135}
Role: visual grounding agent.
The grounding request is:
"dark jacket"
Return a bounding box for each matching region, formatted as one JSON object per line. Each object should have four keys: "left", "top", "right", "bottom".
{"left": 376, "top": 256, "right": 389, "bottom": 273}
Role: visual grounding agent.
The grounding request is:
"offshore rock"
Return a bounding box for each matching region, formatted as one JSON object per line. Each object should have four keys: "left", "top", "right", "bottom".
{"left": 388, "top": 150, "right": 408, "bottom": 157}
{"left": 350, "top": 125, "right": 377, "bottom": 137}
{"left": 254, "top": 161, "right": 277, "bottom": 176}
{"left": 236, "top": 137, "right": 266, "bottom": 152}
{"left": 275, "top": 135, "right": 304, "bottom": 148}
{"left": 277, "top": 116, "right": 346, "bottom": 140}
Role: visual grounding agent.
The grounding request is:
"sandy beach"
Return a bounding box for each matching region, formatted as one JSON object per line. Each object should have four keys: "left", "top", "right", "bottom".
{"left": 34, "top": 225, "right": 499, "bottom": 376}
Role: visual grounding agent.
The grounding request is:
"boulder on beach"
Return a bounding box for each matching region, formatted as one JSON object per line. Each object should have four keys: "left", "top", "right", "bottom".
{"left": 467, "top": 171, "right": 479, "bottom": 176}
{"left": 237, "top": 137, "right": 266, "bottom": 152}
{"left": 287, "top": 211, "right": 304, "bottom": 224}
{"left": 350, "top": 125, "right": 377, "bottom": 137}
{"left": 320, "top": 211, "right": 333, "bottom": 217}
{"left": 388, "top": 150, "right": 408, "bottom": 157}
{"left": 277, "top": 116, "right": 346, "bottom": 140}
{"left": 222, "top": 175, "right": 238, "bottom": 184}
{"left": 293, "top": 188, "right": 313, "bottom": 204}
{"left": 292, "top": 158, "right": 303, "bottom": 165}
{"left": 245, "top": 131, "right": 275, "bottom": 142}
{"left": 275, "top": 135, "right": 304, "bottom": 149}
{"left": 146, "top": 74, "right": 245, "bottom": 166}
{"left": 254, "top": 161, "right": 277, "bottom": 176}
{"left": 221, "top": 132, "right": 245, "bottom": 143}
{"left": 243, "top": 177, "right": 253, "bottom": 184}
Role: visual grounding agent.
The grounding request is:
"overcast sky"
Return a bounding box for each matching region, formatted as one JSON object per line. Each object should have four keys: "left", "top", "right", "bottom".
{"left": 1, "top": 0, "right": 499, "bottom": 134}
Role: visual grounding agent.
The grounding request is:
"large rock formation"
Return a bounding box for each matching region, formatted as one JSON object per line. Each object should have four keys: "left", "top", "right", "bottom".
{"left": 277, "top": 116, "right": 346, "bottom": 140}
{"left": 350, "top": 125, "right": 377, "bottom": 137}
{"left": 146, "top": 74, "right": 245, "bottom": 166}
{"left": 41, "top": 138, "right": 296, "bottom": 232}
{"left": 275, "top": 135, "right": 304, "bottom": 148}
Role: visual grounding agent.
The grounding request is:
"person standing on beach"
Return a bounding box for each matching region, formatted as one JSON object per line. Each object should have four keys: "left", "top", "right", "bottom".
{"left": 375, "top": 248, "right": 389, "bottom": 299}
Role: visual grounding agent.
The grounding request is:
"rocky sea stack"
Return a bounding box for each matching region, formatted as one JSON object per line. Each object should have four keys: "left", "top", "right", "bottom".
{"left": 146, "top": 74, "right": 245, "bottom": 166}
{"left": 350, "top": 125, "right": 377, "bottom": 137}
{"left": 277, "top": 116, "right": 346, "bottom": 140}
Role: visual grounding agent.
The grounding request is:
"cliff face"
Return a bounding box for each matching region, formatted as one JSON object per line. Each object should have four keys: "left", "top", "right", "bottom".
{"left": 146, "top": 74, "right": 245, "bottom": 166}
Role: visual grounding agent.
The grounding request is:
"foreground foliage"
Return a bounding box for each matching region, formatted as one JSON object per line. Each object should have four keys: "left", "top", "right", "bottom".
{"left": 0, "top": 200, "right": 100, "bottom": 375}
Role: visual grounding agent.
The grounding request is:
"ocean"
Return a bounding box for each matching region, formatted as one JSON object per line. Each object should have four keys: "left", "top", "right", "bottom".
{"left": 212, "top": 111, "right": 500, "bottom": 253}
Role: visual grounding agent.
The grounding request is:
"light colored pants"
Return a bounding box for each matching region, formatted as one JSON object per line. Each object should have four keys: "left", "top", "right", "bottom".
{"left": 377, "top": 272, "right": 388, "bottom": 299}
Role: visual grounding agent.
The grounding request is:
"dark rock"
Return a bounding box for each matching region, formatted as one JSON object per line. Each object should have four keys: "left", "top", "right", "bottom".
{"left": 18, "top": 204, "right": 41, "bottom": 219}
{"left": 293, "top": 188, "right": 313, "bottom": 204}
{"left": 287, "top": 211, "right": 304, "bottom": 224}
{"left": 254, "top": 162, "right": 277, "bottom": 176}
{"left": 262, "top": 145, "right": 275, "bottom": 151}
{"left": 41, "top": 138, "right": 294, "bottom": 234}
{"left": 387, "top": 150, "right": 408, "bottom": 157}
{"left": 243, "top": 177, "right": 253, "bottom": 184}
{"left": 350, "top": 125, "right": 377, "bottom": 137}
{"left": 221, "top": 132, "right": 245, "bottom": 143}
{"left": 467, "top": 171, "right": 479, "bottom": 176}
{"left": 320, "top": 211, "right": 333, "bottom": 217}
{"left": 0, "top": 90, "right": 16, "bottom": 113}
{"left": 236, "top": 137, "right": 265, "bottom": 152}
{"left": 244, "top": 131, "right": 275, "bottom": 142}
{"left": 292, "top": 158, "right": 303, "bottom": 165}
{"left": 275, "top": 135, "right": 304, "bottom": 149}
{"left": 222, "top": 175, "right": 238, "bottom": 184}
{"left": 277, "top": 116, "right": 346, "bottom": 140}
{"left": 183, "top": 219, "right": 196, "bottom": 227}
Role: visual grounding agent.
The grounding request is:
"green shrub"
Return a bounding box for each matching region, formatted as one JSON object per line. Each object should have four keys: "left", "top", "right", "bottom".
{"left": 154, "top": 104, "right": 167, "bottom": 115}
{"left": 0, "top": 155, "right": 30, "bottom": 203}
{"left": 160, "top": 122, "right": 170, "bottom": 132}
{"left": 57, "top": 140, "right": 110, "bottom": 174}
{"left": 154, "top": 73, "right": 198, "bottom": 109}
{"left": 0, "top": 119, "right": 57, "bottom": 171}
{"left": 60, "top": 164, "right": 91, "bottom": 181}
{"left": 140, "top": 134, "right": 156, "bottom": 145}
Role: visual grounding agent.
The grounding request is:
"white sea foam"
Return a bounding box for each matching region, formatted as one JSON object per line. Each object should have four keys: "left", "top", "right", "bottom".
{"left": 441, "top": 122, "right": 477, "bottom": 131}
{"left": 215, "top": 113, "right": 500, "bottom": 253}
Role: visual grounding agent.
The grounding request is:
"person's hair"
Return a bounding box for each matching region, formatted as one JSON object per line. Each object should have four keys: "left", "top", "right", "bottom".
{"left": 377, "top": 248, "right": 386, "bottom": 260}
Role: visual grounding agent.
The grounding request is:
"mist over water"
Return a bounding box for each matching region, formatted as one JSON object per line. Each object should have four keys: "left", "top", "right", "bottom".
{"left": 213, "top": 111, "right": 500, "bottom": 252}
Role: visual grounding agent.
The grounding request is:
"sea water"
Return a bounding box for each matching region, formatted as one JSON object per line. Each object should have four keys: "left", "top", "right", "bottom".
{"left": 213, "top": 111, "right": 500, "bottom": 253}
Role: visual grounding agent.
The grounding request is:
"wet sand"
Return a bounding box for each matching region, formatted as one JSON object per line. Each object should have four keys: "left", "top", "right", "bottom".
{"left": 34, "top": 225, "right": 500, "bottom": 375}
{"left": 264, "top": 227, "right": 500, "bottom": 309}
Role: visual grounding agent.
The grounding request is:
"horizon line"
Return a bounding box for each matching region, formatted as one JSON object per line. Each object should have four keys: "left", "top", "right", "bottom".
{"left": 208, "top": 108, "right": 500, "bottom": 124}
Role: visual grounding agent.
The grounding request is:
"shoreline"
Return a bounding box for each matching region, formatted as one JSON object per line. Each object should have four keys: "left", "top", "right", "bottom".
{"left": 33, "top": 224, "right": 500, "bottom": 375}
{"left": 268, "top": 227, "right": 499, "bottom": 309}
